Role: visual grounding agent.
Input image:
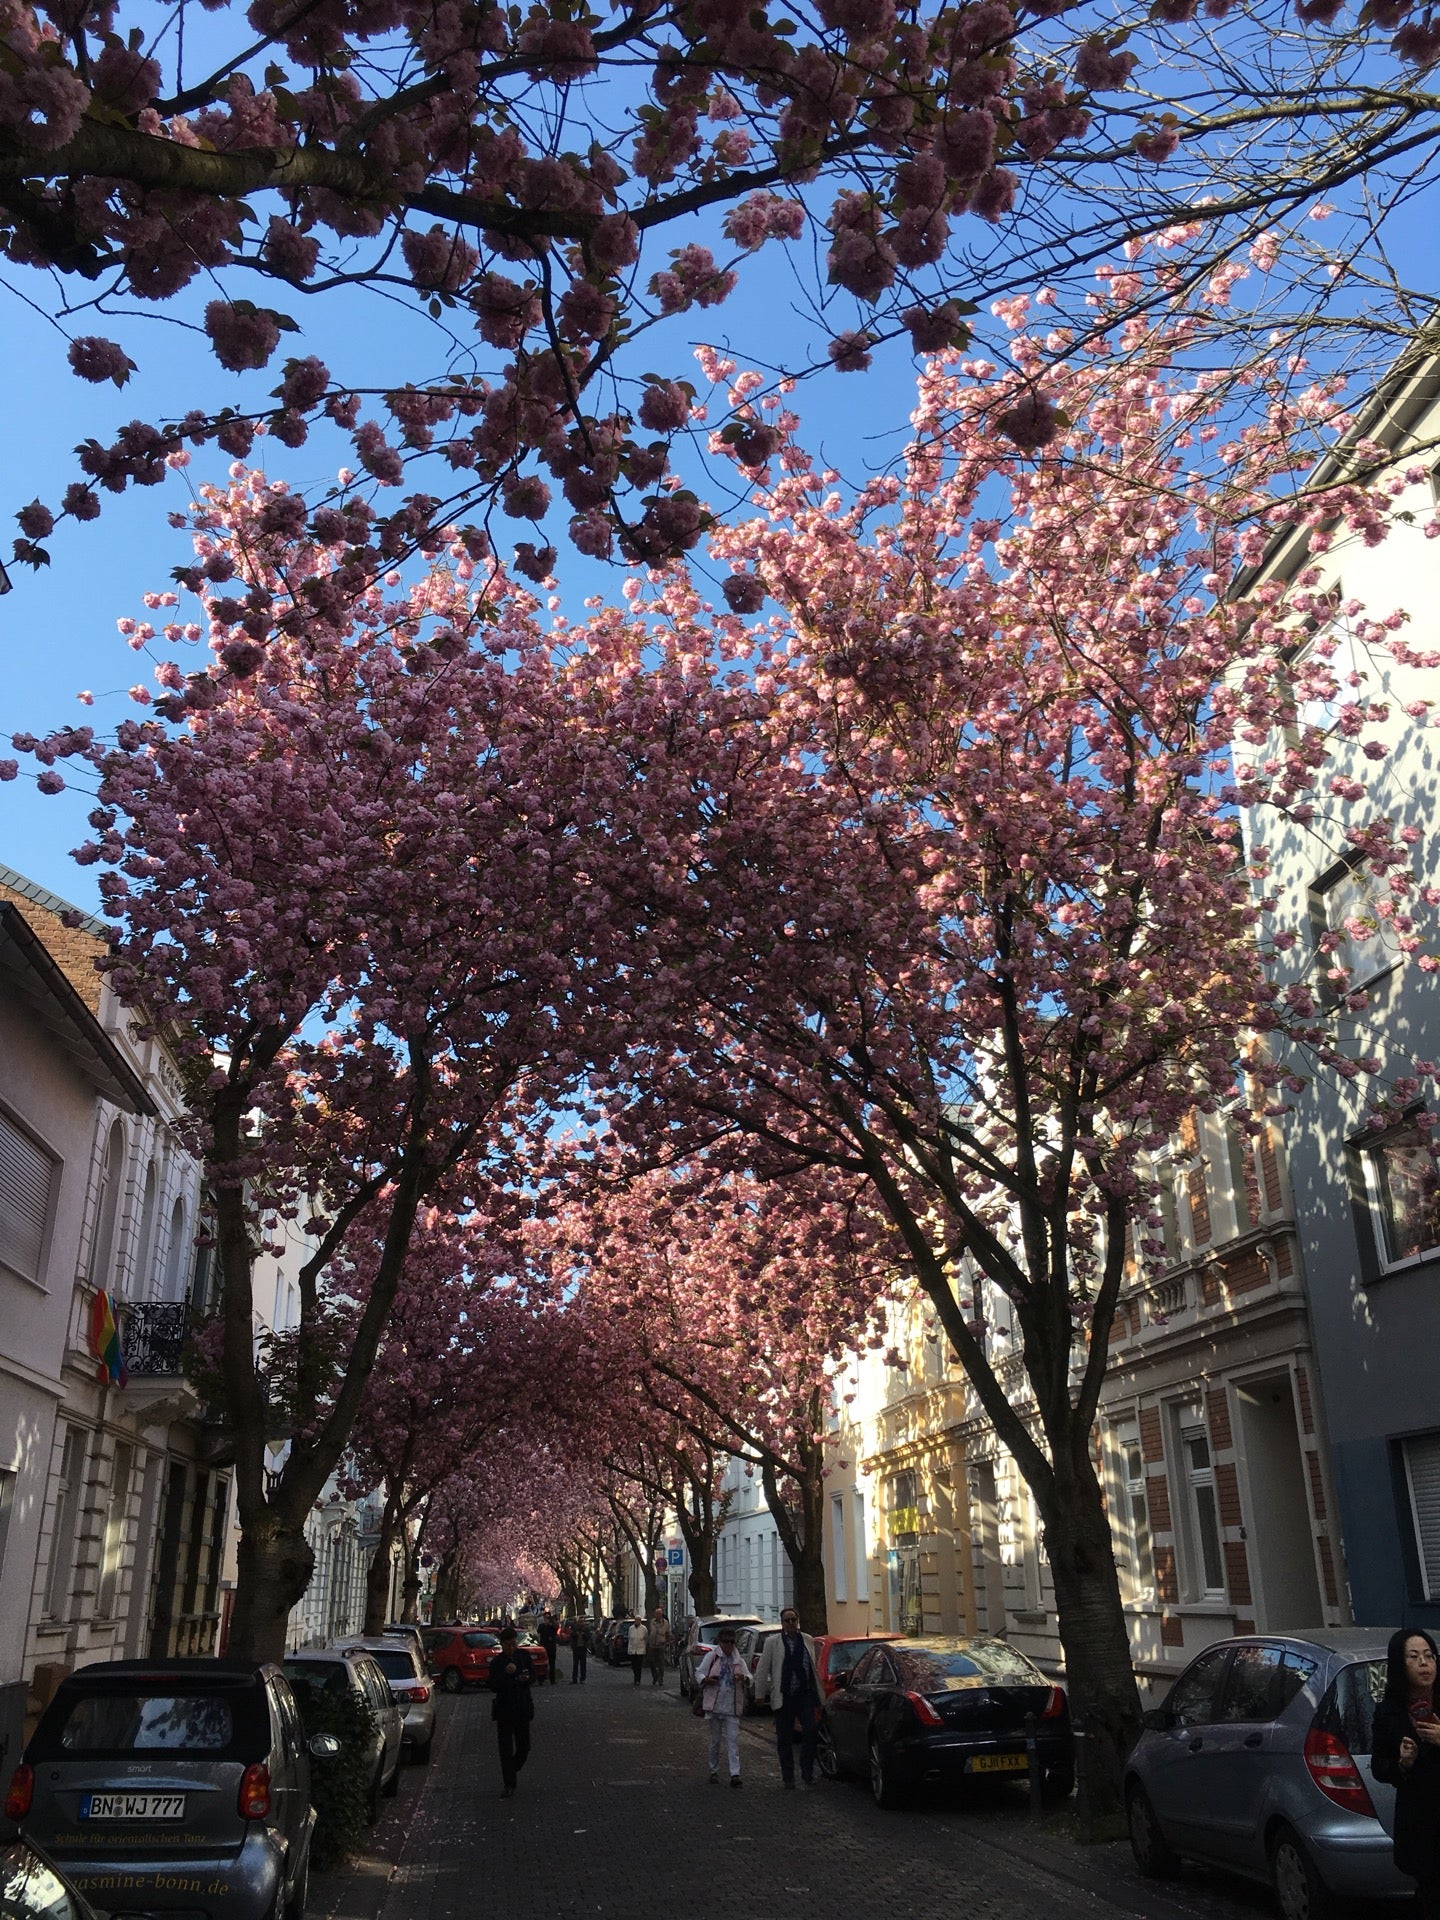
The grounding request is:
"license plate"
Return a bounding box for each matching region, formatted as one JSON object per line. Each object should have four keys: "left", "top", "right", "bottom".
{"left": 81, "top": 1793, "right": 186, "bottom": 1820}
{"left": 967, "top": 1753, "right": 1029, "bottom": 1773}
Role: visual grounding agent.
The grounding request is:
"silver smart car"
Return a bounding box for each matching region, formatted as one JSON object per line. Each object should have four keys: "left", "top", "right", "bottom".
{"left": 8, "top": 1658, "right": 327, "bottom": 1920}
{"left": 1126, "top": 1629, "right": 1411, "bottom": 1919}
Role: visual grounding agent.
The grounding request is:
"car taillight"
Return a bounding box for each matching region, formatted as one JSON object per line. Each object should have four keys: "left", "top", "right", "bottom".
{"left": 1041, "top": 1686, "right": 1067, "bottom": 1719}
{"left": 1303, "top": 1727, "right": 1374, "bottom": 1815}
{"left": 905, "top": 1692, "right": 945, "bottom": 1727}
{"left": 238, "top": 1762, "right": 271, "bottom": 1820}
{"left": 5, "top": 1764, "right": 33, "bottom": 1821}
{"left": 412, "top": 1685, "right": 431, "bottom": 1702}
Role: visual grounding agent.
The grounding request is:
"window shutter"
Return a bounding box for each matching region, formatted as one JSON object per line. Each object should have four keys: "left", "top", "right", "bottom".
{"left": 1404, "top": 1433, "right": 1440, "bottom": 1602}
{"left": 0, "top": 1108, "right": 55, "bottom": 1284}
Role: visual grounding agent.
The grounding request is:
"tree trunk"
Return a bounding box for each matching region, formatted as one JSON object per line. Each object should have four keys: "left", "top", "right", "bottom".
{"left": 687, "top": 1561, "right": 717, "bottom": 1615}
{"left": 363, "top": 1510, "right": 400, "bottom": 1635}
{"left": 432, "top": 1555, "right": 460, "bottom": 1624}
{"left": 761, "top": 1447, "right": 828, "bottom": 1635}
{"left": 1037, "top": 1446, "right": 1143, "bottom": 1840}
{"left": 228, "top": 1517, "right": 315, "bottom": 1661}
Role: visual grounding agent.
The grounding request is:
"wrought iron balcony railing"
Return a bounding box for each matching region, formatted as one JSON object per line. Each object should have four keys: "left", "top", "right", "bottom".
{"left": 122, "top": 1299, "right": 190, "bottom": 1376}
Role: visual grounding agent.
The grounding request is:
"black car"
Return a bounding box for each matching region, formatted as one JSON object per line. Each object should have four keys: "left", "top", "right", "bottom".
{"left": 7, "top": 1658, "right": 325, "bottom": 1920}
{"left": 1, "top": 1839, "right": 100, "bottom": 1920}
{"left": 820, "top": 1635, "right": 1074, "bottom": 1808}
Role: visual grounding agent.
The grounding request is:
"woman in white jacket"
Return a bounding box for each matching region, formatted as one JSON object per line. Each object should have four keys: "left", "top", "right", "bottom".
{"left": 695, "top": 1627, "right": 751, "bottom": 1786}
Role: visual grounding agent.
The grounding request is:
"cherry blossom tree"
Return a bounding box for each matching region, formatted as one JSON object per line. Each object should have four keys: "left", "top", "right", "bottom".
{"left": 570, "top": 263, "right": 1439, "bottom": 1816}
{"left": 23, "top": 475, "right": 649, "bottom": 1659}
{"left": 7, "top": 0, "right": 1440, "bottom": 586}
{"left": 560, "top": 1161, "right": 893, "bottom": 1631}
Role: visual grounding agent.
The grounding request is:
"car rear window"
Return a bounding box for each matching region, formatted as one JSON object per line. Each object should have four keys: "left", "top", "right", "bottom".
{"left": 1317, "top": 1660, "right": 1386, "bottom": 1755}
{"left": 33, "top": 1681, "right": 265, "bottom": 1761}
{"left": 283, "top": 1661, "right": 353, "bottom": 1702}
{"left": 463, "top": 1632, "right": 499, "bottom": 1650}
{"left": 899, "top": 1645, "right": 1043, "bottom": 1690}
{"left": 368, "top": 1649, "right": 418, "bottom": 1680}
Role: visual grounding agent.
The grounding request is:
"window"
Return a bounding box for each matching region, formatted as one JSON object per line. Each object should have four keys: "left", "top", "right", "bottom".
{"left": 1315, "top": 859, "right": 1394, "bottom": 993}
{"left": 853, "top": 1490, "right": 869, "bottom": 1602}
{"left": 1156, "top": 1161, "right": 1183, "bottom": 1263}
{"left": 1402, "top": 1431, "right": 1440, "bottom": 1602}
{"left": 831, "top": 1494, "right": 848, "bottom": 1604}
{"left": 1165, "top": 1645, "right": 1231, "bottom": 1728}
{"left": 1291, "top": 607, "right": 1365, "bottom": 735}
{"left": 0, "top": 1106, "right": 58, "bottom": 1285}
{"left": 1360, "top": 1125, "right": 1440, "bottom": 1271}
{"left": 162, "top": 1197, "right": 187, "bottom": 1302}
{"left": 43, "top": 1424, "right": 86, "bottom": 1619}
{"left": 1176, "top": 1408, "right": 1225, "bottom": 1600}
{"left": 1111, "top": 1418, "right": 1153, "bottom": 1603}
{"left": 90, "top": 1120, "right": 125, "bottom": 1288}
{"left": 0, "top": 1467, "right": 15, "bottom": 1582}
{"left": 97, "top": 1442, "right": 133, "bottom": 1618}
{"left": 1224, "top": 1111, "right": 1255, "bottom": 1234}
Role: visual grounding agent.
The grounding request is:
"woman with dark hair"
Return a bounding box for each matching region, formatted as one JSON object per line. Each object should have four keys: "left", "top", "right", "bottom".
{"left": 1372, "top": 1628, "right": 1440, "bottom": 1916}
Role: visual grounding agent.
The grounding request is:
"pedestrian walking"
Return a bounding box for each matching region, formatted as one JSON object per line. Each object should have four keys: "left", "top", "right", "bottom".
{"left": 751, "top": 1606, "right": 822, "bottom": 1788}
{"left": 537, "top": 1608, "right": 559, "bottom": 1685}
{"left": 1372, "top": 1628, "right": 1440, "bottom": 1916}
{"left": 647, "top": 1607, "right": 671, "bottom": 1687}
{"left": 488, "top": 1625, "right": 535, "bottom": 1798}
{"left": 695, "top": 1626, "right": 750, "bottom": 1786}
{"left": 568, "top": 1616, "right": 588, "bottom": 1684}
{"left": 627, "top": 1612, "right": 648, "bottom": 1686}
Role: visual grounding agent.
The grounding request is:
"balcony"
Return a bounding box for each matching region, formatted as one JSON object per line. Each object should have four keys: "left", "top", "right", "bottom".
{"left": 121, "top": 1299, "right": 190, "bottom": 1376}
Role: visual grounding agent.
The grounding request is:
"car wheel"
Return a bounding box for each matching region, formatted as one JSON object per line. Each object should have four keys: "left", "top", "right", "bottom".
{"left": 1127, "top": 1783, "right": 1181, "bottom": 1879}
{"left": 869, "top": 1735, "right": 905, "bottom": 1809}
{"left": 1270, "top": 1826, "right": 1338, "bottom": 1920}
{"left": 817, "top": 1723, "right": 843, "bottom": 1781}
{"left": 382, "top": 1751, "right": 400, "bottom": 1797}
{"left": 441, "top": 1667, "right": 462, "bottom": 1694}
{"left": 283, "top": 1850, "right": 309, "bottom": 1920}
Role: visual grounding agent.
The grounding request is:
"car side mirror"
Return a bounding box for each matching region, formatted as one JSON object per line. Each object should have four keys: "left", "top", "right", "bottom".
{"left": 1140, "top": 1707, "right": 1172, "bottom": 1733}
{"left": 309, "top": 1733, "right": 342, "bottom": 1758}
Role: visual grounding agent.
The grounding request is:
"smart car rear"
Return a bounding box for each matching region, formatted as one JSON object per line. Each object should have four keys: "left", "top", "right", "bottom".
{"left": 10, "top": 1658, "right": 314, "bottom": 1920}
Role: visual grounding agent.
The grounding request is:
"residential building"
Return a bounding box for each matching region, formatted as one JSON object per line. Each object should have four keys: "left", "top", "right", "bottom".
{"left": 712, "top": 1453, "right": 792, "bottom": 1620}
{"left": 1236, "top": 356, "right": 1440, "bottom": 1633}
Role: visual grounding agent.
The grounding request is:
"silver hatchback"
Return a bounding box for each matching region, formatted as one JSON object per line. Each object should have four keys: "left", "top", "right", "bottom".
{"left": 1126, "top": 1629, "right": 1412, "bottom": 1919}
{"left": 336, "top": 1640, "right": 435, "bottom": 1763}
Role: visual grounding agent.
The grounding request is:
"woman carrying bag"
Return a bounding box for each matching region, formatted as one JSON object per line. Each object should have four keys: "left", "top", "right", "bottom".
{"left": 695, "top": 1626, "right": 751, "bottom": 1787}
{"left": 1372, "top": 1628, "right": 1440, "bottom": 1917}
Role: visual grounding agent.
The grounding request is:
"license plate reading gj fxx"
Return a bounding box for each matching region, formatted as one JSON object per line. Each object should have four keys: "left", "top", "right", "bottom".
{"left": 81, "top": 1793, "right": 186, "bottom": 1820}
{"left": 967, "top": 1753, "right": 1028, "bottom": 1773}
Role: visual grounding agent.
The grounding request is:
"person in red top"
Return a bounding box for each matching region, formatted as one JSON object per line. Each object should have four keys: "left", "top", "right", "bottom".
{"left": 1372, "top": 1628, "right": 1440, "bottom": 1917}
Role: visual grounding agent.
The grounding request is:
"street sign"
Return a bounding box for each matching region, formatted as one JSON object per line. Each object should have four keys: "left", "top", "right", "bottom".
{"left": 667, "top": 1548, "right": 684, "bottom": 1566}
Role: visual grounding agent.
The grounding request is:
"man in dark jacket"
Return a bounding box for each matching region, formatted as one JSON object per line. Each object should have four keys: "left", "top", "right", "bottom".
{"left": 537, "top": 1609, "right": 560, "bottom": 1685}
{"left": 489, "top": 1625, "right": 536, "bottom": 1797}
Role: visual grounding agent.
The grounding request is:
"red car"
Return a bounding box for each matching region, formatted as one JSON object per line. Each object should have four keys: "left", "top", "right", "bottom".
{"left": 813, "top": 1631, "right": 904, "bottom": 1699}
{"left": 423, "top": 1625, "right": 502, "bottom": 1691}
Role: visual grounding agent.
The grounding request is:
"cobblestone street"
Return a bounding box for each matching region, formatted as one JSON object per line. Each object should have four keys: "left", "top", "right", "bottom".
{"left": 311, "top": 1666, "right": 1301, "bottom": 1920}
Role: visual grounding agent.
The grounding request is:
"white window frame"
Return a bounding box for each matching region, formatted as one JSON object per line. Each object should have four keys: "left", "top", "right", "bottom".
{"left": 1110, "top": 1416, "right": 1154, "bottom": 1604}
{"left": 1175, "top": 1407, "right": 1226, "bottom": 1602}
{"left": 830, "top": 1492, "right": 848, "bottom": 1603}
{"left": 853, "top": 1490, "right": 870, "bottom": 1602}
{"left": 1403, "top": 1432, "right": 1440, "bottom": 1603}
{"left": 1317, "top": 857, "right": 1396, "bottom": 995}
{"left": 1360, "top": 1123, "right": 1440, "bottom": 1273}
{"left": 1291, "top": 604, "right": 1365, "bottom": 736}
{"left": 97, "top": 1441, "right": 133, "bottom": 1619}
{"left": 43, "top": 1424, "right": 87, "bottom": 1620}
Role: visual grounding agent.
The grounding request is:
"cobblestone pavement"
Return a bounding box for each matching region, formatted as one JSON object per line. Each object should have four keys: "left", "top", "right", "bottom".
{"left": 312, "top": 1665, "right": 1302, "bottom": 1920}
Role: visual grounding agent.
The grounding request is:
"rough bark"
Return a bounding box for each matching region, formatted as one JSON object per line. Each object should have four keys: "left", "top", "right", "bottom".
{"left": 362, "top": 1487, "right": 403, "bottom": 1635}
{"left": 228, "top": 1517, "right": 315, "bottom": 1662}
{"left": 760, "top": 1427, "right": 829, "bottom": 1636}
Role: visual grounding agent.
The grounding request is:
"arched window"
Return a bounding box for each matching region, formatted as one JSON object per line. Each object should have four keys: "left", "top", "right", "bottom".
{"left": 134, "top": 1160, "right": 159, "bottom": 1299}
{"left": 162, "top": 1197, "right": 187, "bottom": 1302}
{"left": 90, "top": 1120, "right": 125, "bottom": 1290}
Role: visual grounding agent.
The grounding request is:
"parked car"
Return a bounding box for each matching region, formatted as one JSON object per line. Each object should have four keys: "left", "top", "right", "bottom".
{"left": 813, "top": 1631, "right": 903, "bottom": 1699}
{"left": 5, "top": 1657, "right": 325, "bottom": 1920}
{"left": 516, "top": 1634, "right": 550, "bottom": 1683}
{"left": 1, "top": 1838, "right": 101, "bottom": 1920}
{"left": 1125, "top": 1629, "right": 1413, "bottom": 1920}
{"left": 820, "top": 1635, "right": 1073, "bottom": 1809}
{"left": 337, "top": 1638, "right": 435, "bottom": 1763}
{"left": 734, "top": 1625, "right": 784, "bottom": 1714}
{"left": 601, "top": 1620, "right": 631, "bottom": 1666}
{"left": 282, "top": 1647, "right": 403, "bottom": 1823}
{"left": 677, "top": 1616, "right": 763, "bottom": 1698}
{"left": 380, "top": 1622, "right": 427, "bottom": 1663}
{"left": 421, "top": 1626, "right": 502, "bottom": 1692}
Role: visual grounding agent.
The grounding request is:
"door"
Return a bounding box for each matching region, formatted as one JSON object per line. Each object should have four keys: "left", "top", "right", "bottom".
{"left": 1144, "top": 1645, "right": 1234, "bottom": 1849}
{"left": 1197, "top": 1644, "right": 1321, "bottom": 1869}
{"left": 829, "top": 1645, "right": 888, "bottom": 1770}
{"left": 1235, "top": 1381, "right": 1324, "bottom": 1630}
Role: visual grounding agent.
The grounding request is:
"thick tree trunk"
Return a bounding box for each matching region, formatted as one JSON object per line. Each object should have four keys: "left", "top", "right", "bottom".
{"left": 687, "top": 1562, "right": 717, "bottom": 1615}
{"left": 761, "top": 1447, "right": 828, "bottom": 1635}
{"left": 228, "top": 1518, "right": 315, "bottom": 1661}
{"left": 1037, "top": 1447, "right": 1143, "bottom": 1840}
{"left": 363, "top": 1505, "right": 401, "bottom": 1635}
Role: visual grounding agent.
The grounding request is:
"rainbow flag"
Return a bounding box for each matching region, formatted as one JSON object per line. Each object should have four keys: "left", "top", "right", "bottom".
{"left": 90, "top": 1289, "right": 128, "bottom": 1388}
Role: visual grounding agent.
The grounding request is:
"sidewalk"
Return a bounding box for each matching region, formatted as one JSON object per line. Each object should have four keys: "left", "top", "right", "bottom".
{"left": 312, "top": 1665, "right": 1277, "bottom": 1920}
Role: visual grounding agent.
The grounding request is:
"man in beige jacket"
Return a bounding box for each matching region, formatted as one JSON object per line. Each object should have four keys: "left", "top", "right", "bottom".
{"left": 647, "top": 1607, "right": 671, "bottom": 1686}
{"left": 751, "top": 1608, "right": 821, "bottom": 1788}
